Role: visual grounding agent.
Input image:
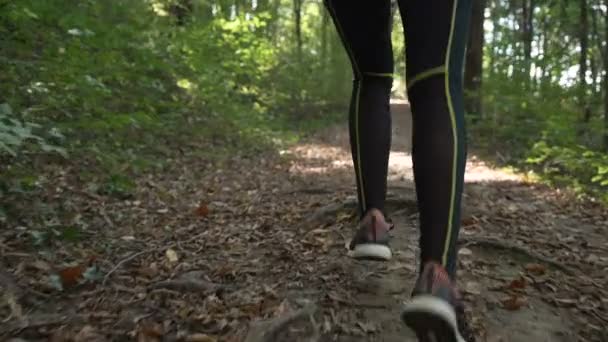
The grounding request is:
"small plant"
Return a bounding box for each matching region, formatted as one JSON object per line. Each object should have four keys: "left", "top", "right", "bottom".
{"left": 0, "top": 103, "right": 66, "bottom": 157}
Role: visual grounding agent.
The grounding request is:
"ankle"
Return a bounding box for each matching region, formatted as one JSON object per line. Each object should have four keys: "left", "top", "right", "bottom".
{"left": 362, "top": 207, "right": 383, "bottom": 218}
{"left": 362, "top": 208, "right": 388, "bottom": 227}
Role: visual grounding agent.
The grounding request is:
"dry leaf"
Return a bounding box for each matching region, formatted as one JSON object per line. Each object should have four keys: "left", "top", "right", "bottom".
{"left": 166, "top": 248, "right": 179, "bottom": 263}
{"left": 3, "top": 290, "right": 23, "bottom": 320}
{"left": 458, "top": 247, "right": 473, "bottom": 256}
{"left": 356, "top": 321, "right": 377, "bottom": 333}
{"left": 31, "top": 260, "right": 52, "bottom": 272}
{"left": 464, "top": 281, "right": 482, "bottom": 295}
{"left": 524, "top": 263, "right": 547, "bottom": 275}
{"left": 461, "top": 216, "right": 479, "bottom": 227}
{"left": 508, "top": 276, "right": 527, "bottom": 290}
{"left": 195, "top": 202, "right": 210, "bottom": 217}
{"left": 74, "top": 325, "right": 104, "bottom": 342}
{"left": 138, "top": 264, "right": 159, "bottom": 278}
{"left": 58, "top": 265, "right": 86, "bottom": 288}
{"left": 185, "top": 333, "right": 217, "bottom": 342}
{"left": 501, "top": 295, "right": 527, "bottom": 310}
{"left": 137, "top": 322, "right": 163, "bottom": 342}
{"left": 554, "top": 298, "right": 577, "bottom": 307}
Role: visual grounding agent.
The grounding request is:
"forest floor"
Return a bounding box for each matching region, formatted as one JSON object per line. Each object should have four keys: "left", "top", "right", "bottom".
{"left": 1, "top": 102, "right": 607, "bottom": 342}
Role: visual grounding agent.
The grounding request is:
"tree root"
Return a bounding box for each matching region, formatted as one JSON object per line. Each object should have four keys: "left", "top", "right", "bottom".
{"left": 459, "top": 237, "right": 576, "bottom": 276}
{"left": 301, "top": 195, "right": 416, "bottom": 229}
{"left": 245, "top": 304, "right": 318, "bottom": 342}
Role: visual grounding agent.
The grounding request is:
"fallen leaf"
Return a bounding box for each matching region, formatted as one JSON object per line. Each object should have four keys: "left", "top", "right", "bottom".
{"left": 195, "top": 202, "right": 209, "bottom": 217}
{"left": 137, "top": 321, "right": 163, "bottom": 342}
{"left": 461, "top": 216, "right": 479, "bottom": 227}
{"left": 458, "top": 247, "right": 473, "bottom": 256}
{"left": 501, "top": 295, "right": 527, "bottom": 310}
{"left": 524, "top": 263, "right": 546, "bottom": 275}
{"left": 138, "top": 263, "right": 159, "bottom": 278}
{"left": 554, "top": 298, "right": 577, "bottom": 307}
{"left": 83, "top": 265, "right": 103, "bottom": 282}
{"left": 74, "top": 325, "right": 104, "bottom": 342}
{"left": 3, "top": 290, "right": 23, "bottom": 320}
{"left": 464, "top": 281, "right": 482, "bottom": 295}
{"left": 356, "top": 321, "right": 377, "bottom": 333}
{"left": 166, "top": 249, "right": 179, "bottom": 263}
{"left": 31, "top": 260, "right": 52, "bottom": 272}
{"left": 508, "top": 276, "right": 527, "bottom": 290}
{"left": 185, "top": 333, "right": 217, "bottom": 342}
{"left": 58, "top": 265, "right": 86, "bottom": 288}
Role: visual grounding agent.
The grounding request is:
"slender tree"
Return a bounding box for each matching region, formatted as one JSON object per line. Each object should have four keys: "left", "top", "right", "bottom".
{"left": 579, "top": 0, "right": 590, "bottom": 138}
{"left": 522, "top": 0, "right": 534, "bottom": 85}
{"left": 465, "top": 0, "right": 486, "bottom": 118}
{"left": 604, "top": 0, "right": 608, "bottom": 149}
{"left": 294, "top": 0, "right": 303, "bottom": 60}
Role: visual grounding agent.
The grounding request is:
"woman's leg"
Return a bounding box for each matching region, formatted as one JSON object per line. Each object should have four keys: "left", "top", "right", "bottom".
{"left": 400, "top": 0, "right": 471, "bottom": 280}
{"left": 399, "top": 0, "right": 473, "bottom": 340}
{"left": 324, "top": 0, "right": 395, "bottom": 260}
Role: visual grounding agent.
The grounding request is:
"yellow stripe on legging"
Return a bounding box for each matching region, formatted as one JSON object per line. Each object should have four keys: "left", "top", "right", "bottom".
{"left": 326, "top": 1, "right": 366, "bottom": 211}
{"left": 442, "top": 0, "right": 459, "bottom": 267}
{"left": 406, "top": 65, "right": 446, "bottom": 90}
{"left": 364, "top": 72, "right": 395, "bottom": 78}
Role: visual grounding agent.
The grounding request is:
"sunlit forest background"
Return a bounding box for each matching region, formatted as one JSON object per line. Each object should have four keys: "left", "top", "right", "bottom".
{"left": 2, "top": 0, "right": 608, "bottom": 206}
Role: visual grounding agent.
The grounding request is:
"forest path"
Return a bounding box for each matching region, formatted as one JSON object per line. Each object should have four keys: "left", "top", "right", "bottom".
{"left": 266, "top": 100, "right": 607, "bottom": 342}
{"left": 1, "top": 102, "right": 607, "bottom": 341}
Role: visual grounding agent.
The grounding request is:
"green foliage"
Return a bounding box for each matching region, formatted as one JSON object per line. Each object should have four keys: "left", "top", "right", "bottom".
{"left": 0, "top": 0, "right": 350, "bottom": 181}
{"left": 0, "top": 103, "right": 66, "bottom": 157}
{"left": 526, "top": 141, "right": 608, "bottom": 199}
{"left": 30, "top": 226, "right": 83, "bottom": 247}
{"left": 97, "top": 174, "right": 136, "bottom": 199}
{"left": 470, "top": 0, "right": 608, "bottom": 202}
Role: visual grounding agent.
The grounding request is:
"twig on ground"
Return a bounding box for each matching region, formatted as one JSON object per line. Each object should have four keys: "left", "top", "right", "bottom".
{"left": 102, "top": 249, "right": 151, "bottom": 286}
{"left": 459, "top": 237, "right": 576, "bottom": 276}
{"left": 102, "top": 232, "right": 208, "bottom": 285}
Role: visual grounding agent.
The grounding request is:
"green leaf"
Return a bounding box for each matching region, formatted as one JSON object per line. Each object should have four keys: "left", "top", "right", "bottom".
{"left": 0, "top": 141, "right": 17, "bottom": 156}
{"left": 23, "top": 7, "right": 39, "bottom": 19}
{"left": 83, "top": 265, "right": 102, "bottom": 282}
{"left": 0, "top": 103, "right": 13, "bottom": 116}
{"left": 49, "top": 274, "right": 63, "bottom": 291}
{"left": 59, "top": 226, "right": 82, "bottom": 242}
{"left": 30, "top": 230, "right": 50, "bottom": 246}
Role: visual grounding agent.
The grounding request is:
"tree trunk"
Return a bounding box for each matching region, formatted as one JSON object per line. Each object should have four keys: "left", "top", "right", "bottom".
{"left": 294, "top": 0, "right": 303, "bottom": 60}
{"left": 591, "top": 4, "right": 600, "bottom": 95}
{"left": 464, "top": 0, "right": 486, "bottom": 119}
{"left": 321, "top": 6, "right": 329, "bottom": 72}
{"left": 169, "top": 0, "right": 193, "bottom": 26}
{"left": 578, "top": 0, "right": 589, "bottom": 138}
{"left": 488, "top": 0, "right": 499, "bottom": 78}
{"left": 604, "top": 0, "right": 608, "bottom": 150}
{"left": 522, "top": 0, "right": 534, "bottom": 87}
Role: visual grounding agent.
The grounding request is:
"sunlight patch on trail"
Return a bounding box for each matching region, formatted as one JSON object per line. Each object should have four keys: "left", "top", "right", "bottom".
{"left": 288, "top": 142, "right": 524, "bottom": 184}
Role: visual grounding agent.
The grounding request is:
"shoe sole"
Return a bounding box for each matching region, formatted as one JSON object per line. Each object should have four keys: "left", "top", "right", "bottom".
{"left": 401, "top": 295, "right": 466, "bottom": 342}
{"left": 351, "top": 243, "right": 392, "bottom": 261}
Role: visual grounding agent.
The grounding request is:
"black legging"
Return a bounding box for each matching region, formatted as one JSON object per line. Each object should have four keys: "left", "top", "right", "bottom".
{"left": 325, "top": 0, "right": 472, "bottom": 278}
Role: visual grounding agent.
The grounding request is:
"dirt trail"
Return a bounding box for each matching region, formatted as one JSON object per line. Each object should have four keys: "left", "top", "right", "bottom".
{"left": 285, "top": 101, "right": 607, "bottom": 341}
{"left": 1, "top": 102, "right": 607, "bottom": 341}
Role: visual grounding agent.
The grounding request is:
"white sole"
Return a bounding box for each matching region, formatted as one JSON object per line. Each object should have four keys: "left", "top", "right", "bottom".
{"left": 402, "top": 295, "right": 466, "bottom": 342}
{"left": 351, "top": 243, "right": 392, "bottom": 260}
